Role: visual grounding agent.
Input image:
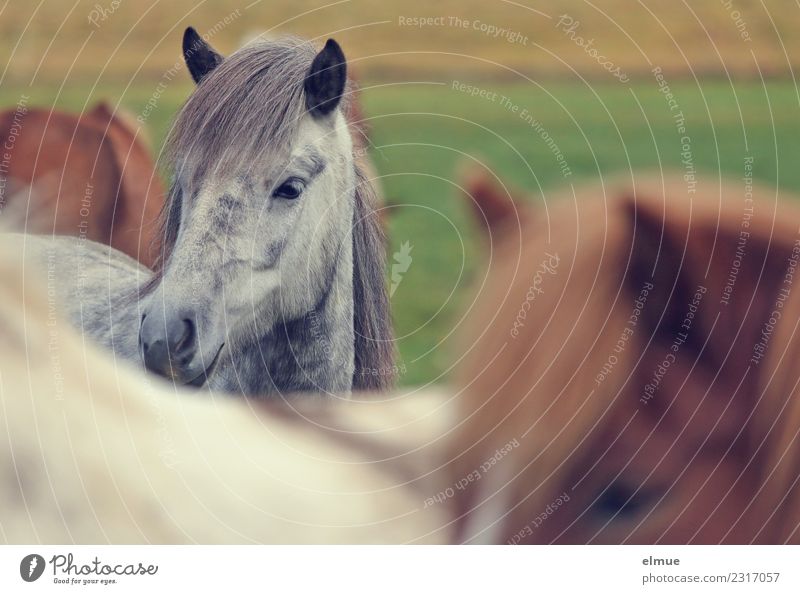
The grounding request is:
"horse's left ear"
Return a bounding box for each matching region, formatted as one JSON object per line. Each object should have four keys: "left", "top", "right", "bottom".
{"left": 458, "top": 160, "right": 521, "bottom": 234}
{"left": 305, "top": 39, "right": 347, "bottom": 118}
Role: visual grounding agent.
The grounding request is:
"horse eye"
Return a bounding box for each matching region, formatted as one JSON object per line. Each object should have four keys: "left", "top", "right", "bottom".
{"left": 591, "top": 482, "right": 654, "bottom": 520}
{"left": 272, "top": 178, "right": 305, "bottom": 200}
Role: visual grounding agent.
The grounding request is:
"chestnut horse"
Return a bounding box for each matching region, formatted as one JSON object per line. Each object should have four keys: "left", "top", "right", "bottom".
{"left": 0, "top": 102, "right": 164, "bottom": 267}
{"left": 448, "top": 172, "right": 800, "bottom": 544}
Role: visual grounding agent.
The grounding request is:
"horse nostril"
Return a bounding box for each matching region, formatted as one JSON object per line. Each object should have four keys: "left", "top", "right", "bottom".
{"left": 172, "top": 317, "right": 196, "bottom": 357}
{"left": 139, "top": 314, "right": 148, "bottom": 352}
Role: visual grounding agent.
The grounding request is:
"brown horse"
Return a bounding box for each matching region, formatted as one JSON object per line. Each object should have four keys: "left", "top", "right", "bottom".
{"left": 447, "top": 172, "right": 800, "bottom": 544}
{"left": 0, "top": 102, "right": 164, "bottom": 267}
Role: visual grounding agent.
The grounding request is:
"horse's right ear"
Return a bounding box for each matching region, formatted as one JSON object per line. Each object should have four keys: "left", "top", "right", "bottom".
{"left": 183, "top": 27, "right": 224, "bottom": 84}
{"left": 304, "top": 39, "right": 347, "bottom": 118}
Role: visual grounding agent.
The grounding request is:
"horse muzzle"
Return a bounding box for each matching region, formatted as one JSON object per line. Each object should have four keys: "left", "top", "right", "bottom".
{"left": 138, "top": 309, "right": 222, "bottom": 386}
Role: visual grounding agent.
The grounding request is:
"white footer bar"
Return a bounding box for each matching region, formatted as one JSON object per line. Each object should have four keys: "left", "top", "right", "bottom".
{"left": 1, "top": 545, "right": 797, "bottom": 592}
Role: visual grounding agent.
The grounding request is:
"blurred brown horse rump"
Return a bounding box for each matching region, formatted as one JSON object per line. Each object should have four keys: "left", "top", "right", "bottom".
{"left": 449, "top": 173, "right": 800, "bottom": 544}
{"left": 0, "top": 103, "right": 164, "bottom": 267}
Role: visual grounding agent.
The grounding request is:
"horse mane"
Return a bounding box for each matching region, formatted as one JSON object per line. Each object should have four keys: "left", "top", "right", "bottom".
{"left": 351, "top": 164, "right": 395, "bottom": 390}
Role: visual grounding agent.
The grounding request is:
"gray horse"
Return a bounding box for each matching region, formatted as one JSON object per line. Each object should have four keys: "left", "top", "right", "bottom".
{"left": 18, "top": 29, "right": 393, "bottom": 397}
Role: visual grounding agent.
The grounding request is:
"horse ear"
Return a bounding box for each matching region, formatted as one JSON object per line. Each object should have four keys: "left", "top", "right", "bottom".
{"left": 458, "top": 160, "right": 520, "bottom": 234}
{"left": 304, "top": 39, "right": 347, "bottom": 118}
{"left": 88, "top": 101, "right": 114, "bottom": 124}
{"left": 183, "top": 27, "right": 224, "bottom": 84}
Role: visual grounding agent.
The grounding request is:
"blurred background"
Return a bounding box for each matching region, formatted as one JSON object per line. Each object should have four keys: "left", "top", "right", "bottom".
{"left": 3, "top": 0, "right": 800, "bottom": 385}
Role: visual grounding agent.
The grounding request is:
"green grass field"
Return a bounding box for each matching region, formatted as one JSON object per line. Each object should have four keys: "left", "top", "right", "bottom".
{"left": 4, "top": 78, "right": 800, "bottom": 385}
{"left": 368, "top": 79, "right": 800, "bottom": 384}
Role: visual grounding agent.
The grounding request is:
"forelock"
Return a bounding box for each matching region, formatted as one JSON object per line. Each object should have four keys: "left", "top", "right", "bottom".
{"left": 167, "top": 36, "right": 317, "bottom": 181}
